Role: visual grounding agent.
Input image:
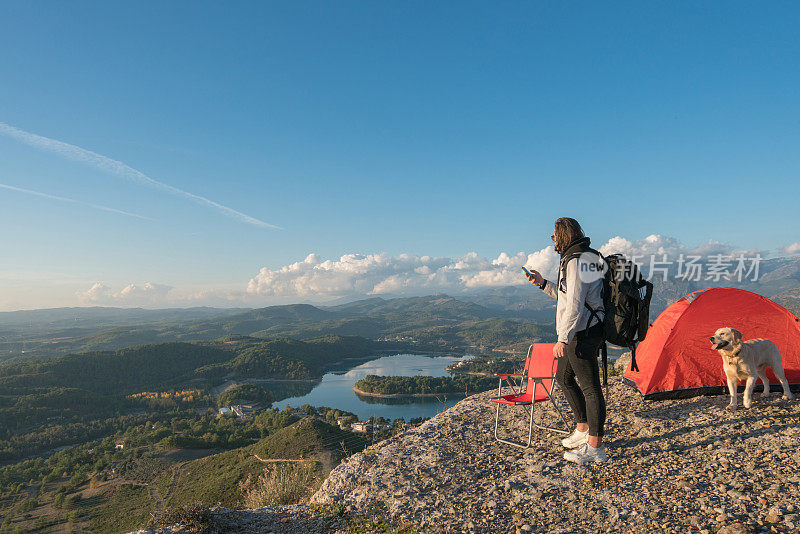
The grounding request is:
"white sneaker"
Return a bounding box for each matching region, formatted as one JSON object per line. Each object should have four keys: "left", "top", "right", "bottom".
{"left": 561, "top": 429, "right": 588, "bottom": 449}
{"left": 564, "top": 443, "right": 608, "bottom": 464}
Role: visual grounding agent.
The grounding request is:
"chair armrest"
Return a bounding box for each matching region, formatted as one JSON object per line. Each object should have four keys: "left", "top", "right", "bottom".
{"left": 496, "top": 373, "right": 523, "bottom": 379}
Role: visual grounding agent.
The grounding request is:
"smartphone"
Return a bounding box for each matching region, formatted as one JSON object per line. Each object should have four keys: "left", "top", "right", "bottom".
{"left": 521, "top": 266, "right": 532, "bottom": 278}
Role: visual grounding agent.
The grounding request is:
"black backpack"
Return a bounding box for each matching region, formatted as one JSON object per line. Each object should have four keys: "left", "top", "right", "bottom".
{"left": 563, "top": 251, "right": 653, "bottom": 385}
{"left": 596, "top": 253, "right": 653, "bottom": 383}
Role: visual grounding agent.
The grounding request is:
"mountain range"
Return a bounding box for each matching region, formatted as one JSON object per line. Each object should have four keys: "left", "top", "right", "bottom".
{"left": 1, "top": 255, "right": 798, "bottom": 363}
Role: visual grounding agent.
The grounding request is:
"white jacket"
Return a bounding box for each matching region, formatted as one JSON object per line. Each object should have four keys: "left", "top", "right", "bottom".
{"left": 542, "top": 256, "right": 604, "bottom": 344}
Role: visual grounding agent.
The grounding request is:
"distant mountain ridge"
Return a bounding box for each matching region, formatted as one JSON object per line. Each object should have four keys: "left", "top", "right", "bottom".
{"left": 0, "top": 306, "right": 248, "bottom": 328}
{"left": 460, "top": 255, "right": 800, "bottom": 317}
{"left": 2, "top": 255, "right": 799, "bottom": 362}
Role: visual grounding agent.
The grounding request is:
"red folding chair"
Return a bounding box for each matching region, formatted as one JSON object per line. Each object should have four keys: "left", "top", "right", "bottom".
{"left": 490, "top": 343, "right": 570, "bottom": 448}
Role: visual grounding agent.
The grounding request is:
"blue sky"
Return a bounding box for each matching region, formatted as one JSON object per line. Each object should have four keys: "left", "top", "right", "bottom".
{"left": 1, "top": 1, "right": 798, "bottom": 309}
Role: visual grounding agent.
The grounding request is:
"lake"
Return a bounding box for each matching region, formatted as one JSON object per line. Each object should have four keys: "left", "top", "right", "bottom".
{"left": 273, "top": 353, "right": 474, "bottom": 421}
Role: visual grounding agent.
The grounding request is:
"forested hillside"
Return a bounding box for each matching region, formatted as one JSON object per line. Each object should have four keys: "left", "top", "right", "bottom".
{"left": 1, "top": 294, "right": 554, "bottom": 364}
{"left": 0, "top": 335, "right": 375, "bottom": 462}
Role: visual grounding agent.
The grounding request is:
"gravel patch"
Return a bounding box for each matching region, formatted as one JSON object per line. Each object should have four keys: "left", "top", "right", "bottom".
{"left": 312, "top": 376, "right": 800, "bottom": 533}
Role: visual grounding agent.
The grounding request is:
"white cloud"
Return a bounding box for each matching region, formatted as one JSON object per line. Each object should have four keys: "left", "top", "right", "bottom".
{"left": 66, "top": 235, "right": 772, "bottom": 309}
{"left": 600, "top": 234, "right": 762, "bottom": 261}
{"left": 0, "top": 183, "right": 153, "bottom": 220}
{"left": 246, "top": 246, "right": 562, "bottom": 299}
{"left": 116, "top": 282, "right": 173, "bottom": 301}
{"left": 246, "top": 235, "right": 773, "bottom": 300}
{"left": 77, "top": 282, "right": 114, "bottom": 303}
{"left": 0, "top": 121, "right": 280, "bottom": 229}
{"left": 782, "top": 242, "right": 800, "bottom": 255}
{"left": 77, "top": 282, "right": 174, "bottom": 305}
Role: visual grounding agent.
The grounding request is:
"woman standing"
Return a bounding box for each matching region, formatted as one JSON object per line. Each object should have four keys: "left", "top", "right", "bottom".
{"left": 525, "top": 217, "right": 608, "bottom": 464}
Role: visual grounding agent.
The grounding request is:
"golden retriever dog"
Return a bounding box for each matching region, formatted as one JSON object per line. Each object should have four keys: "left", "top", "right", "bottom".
{"left": 710, "top": 327, "right": 794, "bottom": 409}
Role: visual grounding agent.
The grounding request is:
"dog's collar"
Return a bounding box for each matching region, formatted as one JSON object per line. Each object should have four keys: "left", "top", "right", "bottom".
{"left": 725, "top": 344, "right": 742, "bottom": 359}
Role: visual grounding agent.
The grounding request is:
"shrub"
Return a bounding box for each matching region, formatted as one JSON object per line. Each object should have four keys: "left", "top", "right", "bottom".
{"left": 65, "top": 493, "right": 82, "bottom": 508}
{"left": 155, "top": 502, "right": 212, "bottom": 532}
{"left": 238, "top": 463, "right": 319, "bottom": 507}
{"left": 66, "top": 509, "right": 84, "bottom": 521}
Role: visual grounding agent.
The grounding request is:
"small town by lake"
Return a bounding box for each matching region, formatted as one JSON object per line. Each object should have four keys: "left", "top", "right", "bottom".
{"left": 274, "top": 353, "right": 474, "bottom": 421}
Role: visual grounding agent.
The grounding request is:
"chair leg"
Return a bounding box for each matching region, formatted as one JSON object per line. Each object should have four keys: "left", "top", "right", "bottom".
{"left": 494, "top": 398, "right": 501, "bottom": 441}
{"left": 494, "top": 402, "right": 535, "bottom": 449}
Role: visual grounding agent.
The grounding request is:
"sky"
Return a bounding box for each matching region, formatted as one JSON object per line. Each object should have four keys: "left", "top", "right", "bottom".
{"left": 1, "top": 1, "right": 799, "bottom": 310}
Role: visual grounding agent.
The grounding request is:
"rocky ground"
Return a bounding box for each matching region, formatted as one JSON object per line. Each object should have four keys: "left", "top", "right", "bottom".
{"left": 140, "top": 376, "right": 800, "bottom": 533}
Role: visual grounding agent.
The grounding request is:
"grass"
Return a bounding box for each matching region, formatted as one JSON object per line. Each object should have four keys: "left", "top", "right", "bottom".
{"left": 88, "top": 483, "right": 154, "bottom": 534}
{"left": 2, "top": 417, "right": 373, "bottom": 533}
{"left": 252, "top": 417, "right": 370, "bottom": 460}
{"left": 166, "top": 418, "right": 368, "bottom": 509}
{"left": 163, "top": 448, "right": 264, "bottom": 508}
{"left": 239, "top": 463, "right": 320, "bottom": 507}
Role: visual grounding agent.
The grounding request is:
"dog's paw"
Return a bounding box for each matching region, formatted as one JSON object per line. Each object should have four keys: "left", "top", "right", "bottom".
{"left": 725, "top": 403, "right": 737, "bottom": 411}
{"left": 743, "top": 401, "right": 752, "bottom": 409}
{"left": 782, "top": 394, "right": 794, "bottom": 401}
{"left": 760, "top": 391, "right": 773, "bottom": 398}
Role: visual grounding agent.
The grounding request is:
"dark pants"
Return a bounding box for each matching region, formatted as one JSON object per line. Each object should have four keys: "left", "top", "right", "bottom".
{"left": 555, "top": 322, "right": 606, "bottom": 437}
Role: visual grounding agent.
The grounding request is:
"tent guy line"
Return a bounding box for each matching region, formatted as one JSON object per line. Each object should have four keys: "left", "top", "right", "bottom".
{"left": 0, "top": 121, "right": 282, "bottom": 230}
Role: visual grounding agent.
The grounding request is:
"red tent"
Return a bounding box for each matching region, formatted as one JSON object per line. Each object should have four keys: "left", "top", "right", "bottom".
{"left": 624, "top": 287, "right": 800, "bottom": 399}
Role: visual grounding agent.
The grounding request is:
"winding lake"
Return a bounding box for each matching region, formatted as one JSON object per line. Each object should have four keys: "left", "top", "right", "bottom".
{"left": 273, "top": 353, "right": 474, "bottom": 421}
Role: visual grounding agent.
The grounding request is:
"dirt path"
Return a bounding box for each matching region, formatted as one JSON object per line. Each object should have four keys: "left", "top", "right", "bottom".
{"left": 164, "top": 465, "right": 181, "bottom": 504}
{"left": 252, "top": 454, "right": 316, "bottom": 463}
{"left": 148, "top": 483, "right": 163, "bottom": 519}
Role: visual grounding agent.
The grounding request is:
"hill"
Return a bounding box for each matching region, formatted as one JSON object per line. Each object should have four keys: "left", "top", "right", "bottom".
{"left": 0, "top": 306, "right": 248, "bottom": 329}
{"left": 196, "top": 335, "right": 376, "bottom": 380}
{"left": 251, "top": 417, "right": 369, "bottom": 461}
{"left": 4, "top": 257, "right": 800, "bottom": 364}
{"left": 0, "top": 335, "right": 376, "bottom": 462}
{"left": 157, "top": 418, "right": 370, "bottom": 511}
{"left": 311, "top": 379, "right": 800, "bottom": 533}
{"left": 2, "top": 294, "right": 551, "bottom": 364}
{"left": 122, "top": 379, "right": 800, "bottom": 533}
{"left": 0, "top": 343, "right": 231, "bottom": 395}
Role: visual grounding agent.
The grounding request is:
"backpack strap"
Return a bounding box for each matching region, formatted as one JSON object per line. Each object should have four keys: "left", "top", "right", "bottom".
{"left": 601, "top": 341, "right": 608, "bottom": 387}
{"left": 637, "top": 280, "right": 654, "bottom": 342}
{"left": 630, "top": 343, "right": 639, "bottom": 373}
{"left": 584, "top": 302, "right": 603, "bottom": 328}
{"left": 559, "top": 248, "right": 603, "bottom": 294}
{"left": 558, "top": 253, "right": 580, "bottom": 293}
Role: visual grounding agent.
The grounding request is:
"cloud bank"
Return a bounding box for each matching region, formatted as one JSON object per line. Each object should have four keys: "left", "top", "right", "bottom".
{"left": 783, "top": 242, "right": 800, "bottom": 255}
{"left": 246, "top": 234, "right": 758, "bottom": 300}
{"left": 67, "top": 235, "right": 795, "bottom": 310}
{"left": 0, "top": 121, "right": 280, "bottom": 229}
{"left": 245, "top": 250, "right": 560, "bottom": 298}
{"left": 77, "top": 282, "right": 174, "bottom": 305}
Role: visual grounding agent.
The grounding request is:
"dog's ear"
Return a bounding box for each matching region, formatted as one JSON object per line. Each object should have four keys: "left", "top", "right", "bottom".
{"left": 731, "top": 328, "right": 743, "bottom": 342}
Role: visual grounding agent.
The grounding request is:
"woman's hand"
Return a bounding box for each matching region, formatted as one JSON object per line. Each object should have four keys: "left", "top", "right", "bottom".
{"left": 526, "top": 269, "right": 544, "bottom": 286}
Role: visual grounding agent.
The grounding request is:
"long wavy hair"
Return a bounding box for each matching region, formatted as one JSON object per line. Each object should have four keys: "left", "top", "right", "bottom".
{"left": 553, "top": 217, "right": 584, "bottom": 254}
